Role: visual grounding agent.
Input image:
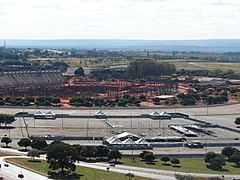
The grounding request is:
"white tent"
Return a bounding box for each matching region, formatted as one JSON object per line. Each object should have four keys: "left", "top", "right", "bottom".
{"left": 45, "top": 111, "right": 56, "bottom": 119}
{"left": 34, "top": 111, "right": 46, "bottom": 119}
{"left": 114, "top": 132, "right": 140, "bottom": 141}
{"left": 34, "top": 111, "right": 46, "bottom": 116}
{"left": 160, "top": 111, "right": 171, "bottom": 117}
{"left": 122, "top": 137, "right": 135, "bottom": 145}
{"left": 95, "top": 110, "right": 106, "bottom": 117}
{"left": 149, "top": 111, "right": 161, "bottom": 117}
{"left": 106, "top": 137, "right": 122, "bottom": 145}
{"left": 135, "top": 138, "right": 148, "bottom": 145}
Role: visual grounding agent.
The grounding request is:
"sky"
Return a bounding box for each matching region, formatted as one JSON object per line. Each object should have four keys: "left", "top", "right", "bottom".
{"left": 0, "top": 0, "right": 240, "bottom": 40}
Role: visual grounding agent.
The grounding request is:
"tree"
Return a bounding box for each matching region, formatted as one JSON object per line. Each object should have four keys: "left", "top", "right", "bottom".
{"left": 74, "top": 67, "right": 85, "bottom": 76}
{"left": 0, "top": 100, "right": 5, "bottom": 106}
{"left": 235, "top": 117, "right": 240, "bottom": 126}
{"left": 125, "top": 60, "right": 176, "bottom": 79}
{"left": 139, "top": 94, "right": 146, "bottom": 102}
{"left": 31, "top": 139, "right": 48, "bottom": 150}
{"left": 27, "top": 149, "right": 41, "bottom": 161}
{"left": 139, "top": 151, "right": 151, "bottom": 159}
{"left": 152, "top": 97, "right": 160, "bottom": 104}
{"left": 204, "top": 151, "right": 217, "bottom": 164}
{"left": 1, "top": 137, "right": 12, "bottom": 147}
{"left": 221, "top": 146, "right": 238, "bottom": 158}
{"left": 17, "top": 138, "right": 31, "bottom": 150}
{"left": 143, "top": 152, "right": 155, "bottom": 163}
{"left": 46, "top": 141, "right": 77, "bottom": 173}
{"left": 95, "top": 146, "right": 110, "bottom": 159}
{"left": 204, "top": 152, "right": 225, "bottom": 169}
{"left": 0, "top": 114, "right": 15, "bottom": 127}
{"left": 160, "top": 156, "right": 170, "bottom": 165}
{"left": 209, "top": 155, "right": 225, "bottom": 169}
{"left": 171, "top": 158, "right": 180, "bottom": 166}
{"left": 229, "top": 152, "right": 240, "bottom": 167}
{"left": 80, "top": 146, "right": 96, "bottom": 160}
{"left": 108, "top": 150, "right": 122, "bottom": 162}
{"left": 52, "top": 98, "right": 61, "bottom": 106}
{"left": 125, "top": 172, "right": 135, "bottom": 180}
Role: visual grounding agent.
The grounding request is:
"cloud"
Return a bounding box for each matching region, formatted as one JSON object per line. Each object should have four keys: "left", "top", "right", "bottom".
{"left": 0, "top": 0, "right": 239, "bottom": 40}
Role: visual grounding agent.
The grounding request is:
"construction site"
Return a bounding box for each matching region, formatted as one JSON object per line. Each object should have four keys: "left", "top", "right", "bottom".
{"left": 0, "top": 70, "right": 178, "bottom": 99}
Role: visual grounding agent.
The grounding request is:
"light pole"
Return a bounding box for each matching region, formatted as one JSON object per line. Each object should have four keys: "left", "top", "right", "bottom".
{"left": 207, "top": 105, "right": 209, "bottom": 116}
{"left": 205, "top": 136, "right": 207, "bottom": 154}
{"left": 130, "top": 113, "right": 132, "bottom": 129}
{"left": 61, "top": 111, "right": 64, "bottom": 129}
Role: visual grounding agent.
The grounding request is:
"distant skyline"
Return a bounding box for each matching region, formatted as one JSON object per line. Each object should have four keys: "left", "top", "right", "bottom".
{"left": 0, "top": 0, "right": 240, "bottom": 40}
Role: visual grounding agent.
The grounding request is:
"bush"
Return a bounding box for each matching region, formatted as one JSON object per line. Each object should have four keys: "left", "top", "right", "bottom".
{"left": 235, "top": 117, "right": 240, "bottom": 126}
{"left": 160, "top": 156, "right": 170, "bottom": 164}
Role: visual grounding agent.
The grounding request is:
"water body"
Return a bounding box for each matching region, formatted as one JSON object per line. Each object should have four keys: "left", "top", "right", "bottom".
{"left": 1, "top": 39, "right": 240, "bottom": 52}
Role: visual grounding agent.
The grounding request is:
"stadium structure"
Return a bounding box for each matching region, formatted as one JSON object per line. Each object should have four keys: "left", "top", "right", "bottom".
{"left": 0, "top": 70, "right": 67, "bottom": 96}
{"left": 0, "top": 69, "right": 178, "bottom": 99}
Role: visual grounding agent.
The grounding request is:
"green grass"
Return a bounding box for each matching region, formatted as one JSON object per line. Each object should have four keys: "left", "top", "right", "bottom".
{"left": 7, "top": 158, "right": 152, "bottom": 180}
{"left": 120, "top": 157, "right": 240, "bottom": 175}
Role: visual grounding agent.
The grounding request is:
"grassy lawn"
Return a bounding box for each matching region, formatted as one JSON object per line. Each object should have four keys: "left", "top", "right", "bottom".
{"left": 7, "top": 158, "right": 152, "bottom": 180}
{"left": 119, "top": 157, "right": 240, "bottom": 175}
{"left": 170, "top": 60, "right": 240, "bottom": 73}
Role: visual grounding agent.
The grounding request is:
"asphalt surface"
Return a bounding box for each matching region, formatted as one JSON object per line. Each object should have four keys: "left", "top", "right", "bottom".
{"left": 0, "top": 156, "right": 49, "bottom": 180}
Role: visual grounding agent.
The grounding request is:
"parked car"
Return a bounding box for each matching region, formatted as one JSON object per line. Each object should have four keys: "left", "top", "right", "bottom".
{"left": 109, "top": 163, "right": 115, "bottom": 167}
{"left": 185, "top": 141, "right": 203, "bottom": 148}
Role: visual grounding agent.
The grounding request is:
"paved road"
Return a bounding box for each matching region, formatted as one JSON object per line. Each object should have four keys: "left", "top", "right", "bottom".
{"left": 1, "top": 147, "right": 240, "bottom": 180}
{"left": 75, "top": 161, "right": 240, "bottom": 180}
{"left": 0, "top": 156, "right": 49, "bottom": 180}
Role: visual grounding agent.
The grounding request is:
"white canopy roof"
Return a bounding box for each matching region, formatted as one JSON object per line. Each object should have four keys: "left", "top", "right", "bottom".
{"left": 160, "top": 111, "right": 171, "bottom": 117}
{"left": 122, "top": 137, "right": 135, "bottom": 145}
{"left": 114, "top": 132, "right": 140, "bottom": 139}
{"left": 95, "top": 110, "right": 106, "bottom": 116}
{"left": 34, "top": 111, "right": 46, "bottom": 116}
{"left": 106, "top": 137, "right": 122, "bottom": 145}
{"left": 135, "top": 138, "right": 148, "bottom": 145}
{"left": 46, "top": 111, "right": 55, "bottom": 116}
{"left": 149, "top": 111, "right": 161, "bottom": 117}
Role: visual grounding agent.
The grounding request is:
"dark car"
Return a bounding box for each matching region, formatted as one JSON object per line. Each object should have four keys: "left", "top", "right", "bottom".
{"left": 185, "top": 141, "right": 203, "bottom": 148}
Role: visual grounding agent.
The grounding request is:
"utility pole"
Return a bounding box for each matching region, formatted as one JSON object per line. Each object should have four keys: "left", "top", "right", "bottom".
{"left": 61, "top": 111, "right": 64, "bottom": 129}
{"left": 130, "top": 113, "right": 132, "bottom": 129}
{"left": 207, "top": 105, "right": 209, "bottom": 116}
{"left": 86, "top": 118, "right": 89, "bottom": 138}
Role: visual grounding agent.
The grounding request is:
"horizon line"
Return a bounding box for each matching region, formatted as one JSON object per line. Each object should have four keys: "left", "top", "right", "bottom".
{"left": 1, "top": 38, "right": 240, "bottom": 41}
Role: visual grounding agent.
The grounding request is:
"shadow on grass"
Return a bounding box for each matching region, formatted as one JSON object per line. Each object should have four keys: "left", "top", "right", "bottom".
{"left": 81, "top": 159, "right": 97, "bottom": 163}
{"left": 18, "top": 149, "right": 30, "bottom": 152}
{"left": 172, "top": 165, "right": 181, "bottom": 168}
{"left": 95, "top": 158, "right": 109, "bottom": 162}
{"left": 145, "top": 162, "right": 156, "bottom": 165}
{"left": 162, "top": 163, "right": 171, "bottom": 166}
{"left": 108, "top": 160, "right": 123, "bottom": 165}
{"left": 48, "top": 171, "right": 83, "bottom": 179}
{"left": 27, "top": 159, "right": 41, "bottom": 163}
{"left": 1, "top": 146, "right": 12, "bottom": 148}
{"left": 206, "top": 165, "right": 229, "bottom": 172}
{"left": 231, "top": 164, "right": 240, "bottom": 168}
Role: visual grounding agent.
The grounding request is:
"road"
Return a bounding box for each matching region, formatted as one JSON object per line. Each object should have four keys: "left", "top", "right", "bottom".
{"left": 0, "top": 156, "right": 49, "bottom": 180}
{"left": 1, "top": 147, "right": 240, "bottom": 180}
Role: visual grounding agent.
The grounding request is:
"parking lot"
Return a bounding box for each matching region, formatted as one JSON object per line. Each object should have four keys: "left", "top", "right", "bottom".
{"left": 0, "top": 104, "right": 239, "bottom": 147}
